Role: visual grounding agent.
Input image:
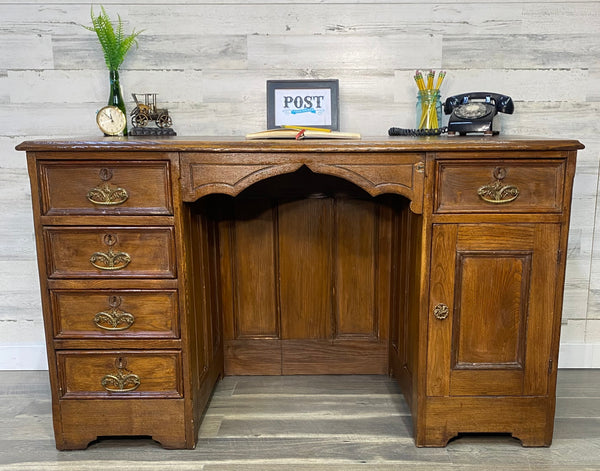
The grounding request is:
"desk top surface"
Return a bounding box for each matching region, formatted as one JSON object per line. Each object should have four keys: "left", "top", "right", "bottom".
{"left": 16, "top": 135, "right": 584, "bottom": 153}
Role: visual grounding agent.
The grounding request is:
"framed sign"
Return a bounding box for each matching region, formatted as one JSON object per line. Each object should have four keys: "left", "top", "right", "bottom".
{"left": 267, "top": 79, "right": 339, "bottom": 130}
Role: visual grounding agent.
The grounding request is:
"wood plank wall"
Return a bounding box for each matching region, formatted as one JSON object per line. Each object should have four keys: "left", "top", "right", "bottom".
{"left": 1, "top": 0, "right": 599, "bottom": 369}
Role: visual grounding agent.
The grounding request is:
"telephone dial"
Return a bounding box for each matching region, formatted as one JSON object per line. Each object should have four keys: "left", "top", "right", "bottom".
{"left": 388, "top": 92, "right": 514, "bottom": 137}
{"left": 444, "top": 92, "right": 514, "bottom": 135}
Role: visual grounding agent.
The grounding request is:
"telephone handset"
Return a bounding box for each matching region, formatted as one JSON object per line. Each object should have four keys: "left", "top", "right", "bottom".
{"left": 444, "top": 92, "right": 513, "bottom": 135}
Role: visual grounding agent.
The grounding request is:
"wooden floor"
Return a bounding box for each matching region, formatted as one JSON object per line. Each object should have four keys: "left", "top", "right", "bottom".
{"left": 0, "top": 371, "right": 599, "bottom": 470}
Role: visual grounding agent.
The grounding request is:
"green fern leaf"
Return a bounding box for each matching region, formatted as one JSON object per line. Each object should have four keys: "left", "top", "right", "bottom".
{"left": 83, "top": 5, "right": 143, "bottom": 71}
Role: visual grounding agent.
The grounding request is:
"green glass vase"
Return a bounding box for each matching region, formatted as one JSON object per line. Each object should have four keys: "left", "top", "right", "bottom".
{"left": 108, "top": 69, "right": 128, "bottom": 136}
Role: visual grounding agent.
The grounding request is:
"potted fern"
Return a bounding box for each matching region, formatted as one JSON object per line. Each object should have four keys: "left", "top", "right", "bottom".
{"left": 84, "top": 6, "right": 142, "bottom": 135}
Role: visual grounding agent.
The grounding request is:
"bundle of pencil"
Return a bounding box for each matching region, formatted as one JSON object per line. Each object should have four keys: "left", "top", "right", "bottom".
{"left": 414, "top": 70, "right": 445, "bottom": 129}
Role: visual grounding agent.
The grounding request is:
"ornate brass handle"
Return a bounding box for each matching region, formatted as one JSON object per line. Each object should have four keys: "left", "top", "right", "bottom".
{"left": 93, "top": 296, "right": 135, "bottom": 331}
{"left": 90, "top": 234, "right": 131, "bottom": 271}
{"left": 101, "top": 357, "right": 141, "bottom": 393}
{"left": 87, "top": 168, "right": 129, "bottom": 206}
{"left": 477, "top": 167, "right": 519, "bottom": 204}
{"left": 433, "top": 303, "right": 449, "bottom": 320}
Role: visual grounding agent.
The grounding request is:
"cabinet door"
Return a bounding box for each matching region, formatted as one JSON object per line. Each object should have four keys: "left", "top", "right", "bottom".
{"left": 426, "top": 223, "right": 560, "bottom": 397}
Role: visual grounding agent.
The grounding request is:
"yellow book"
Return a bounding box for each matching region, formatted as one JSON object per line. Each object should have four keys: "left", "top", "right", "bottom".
{"left": 246, "top": 127, "right": 361, "bottom": 140}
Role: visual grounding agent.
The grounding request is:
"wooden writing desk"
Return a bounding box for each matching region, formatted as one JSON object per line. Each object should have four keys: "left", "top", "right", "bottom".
{"left": 17, "top": 136, "right": 583, "bottom": 449}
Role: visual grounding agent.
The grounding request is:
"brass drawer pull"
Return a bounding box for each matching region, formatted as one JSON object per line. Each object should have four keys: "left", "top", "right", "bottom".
{"left": 93, "top": 296, "right": 135, "bottom": 331}
{"left": 433, "top": 303, "right": 449, "bottom": 320}
{"left": 477, "top": 167, "right": 519, "bottom": 204}
{"left": 101, "top": 357, "right": 141, "bottom": 393}
{"left": 90, "top": 234, "right": 131, "bottom": 271}
{"left": 87, "top": 168, "right": 129, "bottom": 206}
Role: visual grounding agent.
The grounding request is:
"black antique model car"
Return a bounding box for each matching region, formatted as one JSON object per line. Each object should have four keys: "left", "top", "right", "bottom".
{"left": 130, "top": 93, "right": 173, "bottom": 129}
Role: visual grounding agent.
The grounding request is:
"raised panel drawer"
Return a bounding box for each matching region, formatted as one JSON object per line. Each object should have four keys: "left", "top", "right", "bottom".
{"left": 56, "top": 350, "right": 182, "bottom": 398}
{"left": 435, "top": 159, "right": 565, "bottom": 213}
{"left": 38, "top": 160, "right": 173, "bottom": 216}
{"left": 50, "top": 289, "right": 179, "bottom": 339}
{"left": 43, "top": 227, "right": 176, "bottom": 278}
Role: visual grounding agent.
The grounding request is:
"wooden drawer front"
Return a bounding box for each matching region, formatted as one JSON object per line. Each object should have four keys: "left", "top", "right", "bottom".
{"left": 435, "top": 159, "right": 565, "bottom": 213}
{"left": 51, "top": 290, "right": 179, "bottom": 339}
{"left": 44, "top": 227, "right": 176, "bottom": 278}
{"left": 57, "top": 351, "right": 182, "bottom": 398}
{"left": 39, "top": 160, "right": 173, "bottom": 216}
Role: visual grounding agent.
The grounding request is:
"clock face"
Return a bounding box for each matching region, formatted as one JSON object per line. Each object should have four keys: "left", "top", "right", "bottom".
{"left": 454, "top": 102, "right": 494, "bottom": 120}
{"left": 96, "top": 106, "right": 127, "bottom": 136}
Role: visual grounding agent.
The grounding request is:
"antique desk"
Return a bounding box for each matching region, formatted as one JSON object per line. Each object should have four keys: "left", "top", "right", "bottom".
{"left": 17, "top": 136, "right": 583, "bottom": 450}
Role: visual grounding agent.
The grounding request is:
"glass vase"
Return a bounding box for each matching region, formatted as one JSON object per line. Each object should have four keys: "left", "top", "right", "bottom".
{"left": 416, "top": 90, "right": 442, "bottom": 130}
{"left": 108, "top": 69, "right": 128, "bottom": 136}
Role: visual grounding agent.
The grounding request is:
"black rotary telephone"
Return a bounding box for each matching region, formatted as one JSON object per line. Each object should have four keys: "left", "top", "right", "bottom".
{"left": 389, "top": 92, "right": 514, "bottom": 137}
{"left": 444, "top": 92, "right": 514, "bottom": 135}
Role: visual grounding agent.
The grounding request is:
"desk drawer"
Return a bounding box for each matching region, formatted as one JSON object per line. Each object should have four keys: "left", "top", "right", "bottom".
{"left": 57, "top": 351, "right": 182, "bottom": 398}
{"left": 51, "top": 290, "right": 179, "bottom": 339}
{"left": 435, "top": 159, "right": 565, "bottom": 213}
{"left": 43, "top": 227, "right": 176, "bottom": 278}
{"left": 38, "top": 160, "right": 173, "bottom": 216}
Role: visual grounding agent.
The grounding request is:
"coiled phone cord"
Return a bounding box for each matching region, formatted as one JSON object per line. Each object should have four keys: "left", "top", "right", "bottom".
{"left": 388, "top": 126, "right": 448, "bottom": 136}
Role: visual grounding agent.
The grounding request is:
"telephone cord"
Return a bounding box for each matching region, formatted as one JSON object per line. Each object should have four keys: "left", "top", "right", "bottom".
{"left": 388, "top": 127, "right": 448, "bottom": 136}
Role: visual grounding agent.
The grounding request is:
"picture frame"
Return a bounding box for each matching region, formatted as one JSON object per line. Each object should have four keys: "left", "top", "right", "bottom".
{"left": 266, "top": 79, "right": 339, "bottom": 130}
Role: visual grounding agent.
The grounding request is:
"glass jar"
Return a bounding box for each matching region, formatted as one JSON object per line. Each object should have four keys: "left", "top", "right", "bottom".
{"left": 416, "top": 90, "right": 442, "bottom": 130}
